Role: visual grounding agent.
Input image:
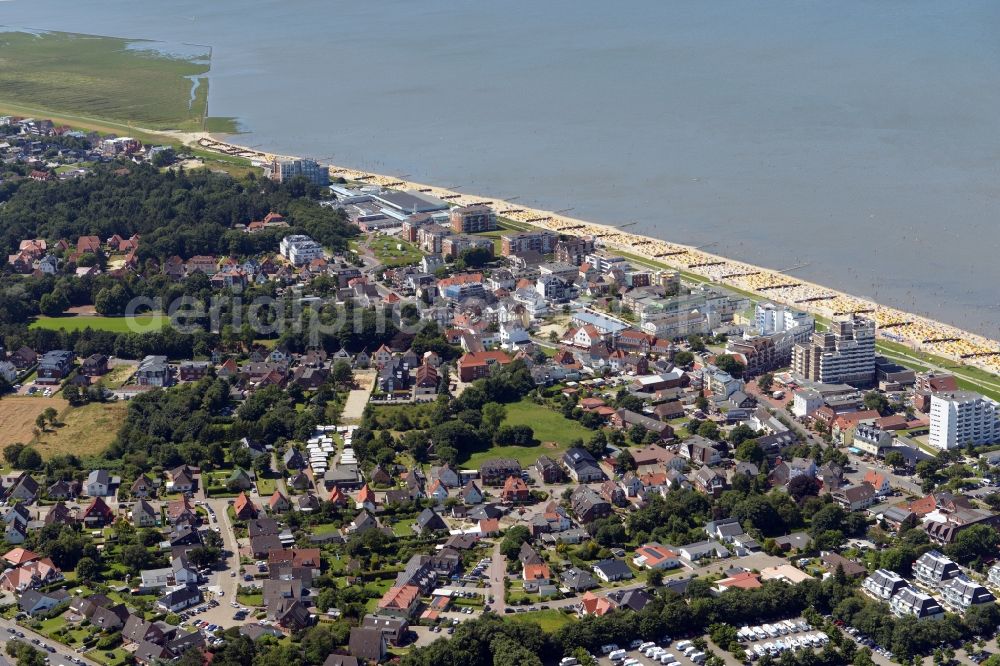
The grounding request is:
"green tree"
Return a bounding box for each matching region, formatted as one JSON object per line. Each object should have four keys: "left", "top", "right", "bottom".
{"left": 616, "top": 449, "right": 637, "bottom": 474}
{"left": 728, "top": 424, "right": 758, "bottom": 447}
{"left": 75, "top": 556, "right": 99, "bottom": 582}
{"left": 714, "top": 354, "right": 745, "bottom": 379}
{"left": 3, "top": 444, "right": 24, "bottom": 466}
{"left": 863, "top": 391, "right": 891, "bottom": 415}
{"left": 499, "top": 525, "right": 531, "bottom": 561}
{"left": 735, "top": 440, "right": 764, "bottom": 465}
{"left": 481, "top": 402, "right": 506, "bottom": 433}
{"left": 884, "top": 450, "right": 905, "bottom": 469}
{"left": 39, "top": 290, "right": 69, "bottom": 317}
{"left": 331, "top": 361, "right": 353, "bottom": 387}
{"left": 697, "top": 420, "right": 720, "bottom": 441}
{"left": 945, "top": 524, "right": 1000, "bottom": 565}
{"left": 16, "top": 446, "right": 41, "bottom": 470}
{"left": 673, "top": 350, "right": 694, "bottom": 367}
{"left": 757, "top": 372, "right": 774, "bottom": 393}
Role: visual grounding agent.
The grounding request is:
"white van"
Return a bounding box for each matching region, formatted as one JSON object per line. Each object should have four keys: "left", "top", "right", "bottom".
{"left": 659, "top": 654, "right": 678, "bottom": 665}
{"left": 689, "top": 652, "right": 706, "bottom": 664}
{"left": 559, "top": 659, "right": 578, "bottom": 666}
{"left": 608, "top": 649, "right": 626, "bottom": 662}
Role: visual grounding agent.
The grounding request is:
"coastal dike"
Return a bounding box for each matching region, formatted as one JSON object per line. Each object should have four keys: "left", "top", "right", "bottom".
{"left": 193, "top": 135, "right": 1000, "bottom": 381}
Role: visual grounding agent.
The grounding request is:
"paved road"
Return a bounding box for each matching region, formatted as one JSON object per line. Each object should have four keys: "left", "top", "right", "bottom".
{"left": 196, "top": 495, "right": 254, "bottom": 630}
{"left": 0, "top": 616, "right": 97, "bottom": 666}
{"left": 487, "top": 542, "right": 507, "bottom": 615}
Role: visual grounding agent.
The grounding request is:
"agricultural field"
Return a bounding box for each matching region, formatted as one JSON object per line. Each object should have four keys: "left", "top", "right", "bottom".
{"left": 0, "top": 29, "right": 236, "bottom": 132}
{"left": 32, "top": 400, "right": 128, "bottom": 459}
{"left": 461, "top": 398, "right": 594, "bottom": 468}
{"left": 30, "top": 313, "right": 168, "bottom": 333}
{"left": 0, "top": 396, "right": 66, "bottom": 447}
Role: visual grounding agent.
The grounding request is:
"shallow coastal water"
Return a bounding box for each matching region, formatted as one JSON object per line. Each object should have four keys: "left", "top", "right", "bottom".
{"left": 4, "top": 0, "right": 1000, "bottom": 338}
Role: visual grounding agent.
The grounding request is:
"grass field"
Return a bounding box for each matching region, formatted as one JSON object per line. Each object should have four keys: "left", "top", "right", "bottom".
{"left": 0, "top": 29, "right": 235, "bottom": 132}
{"left": 461, "top": 399, "right": 593, "bottom": 467}
{"left": 30, "top": 314, "right": 168, "bottom": 333}
{"left": 510, "top": 609, "right": 576, "bottom": 632}
{"left": 369, "top": 236, "right": 424, "bottom": 267}
{"left": 33, "top": 400, "right": 128, "bottom": 459}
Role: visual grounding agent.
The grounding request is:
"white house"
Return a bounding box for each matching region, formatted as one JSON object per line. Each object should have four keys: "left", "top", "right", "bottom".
{"left": 85, "top": 470, "right": 116, "bottom": 497}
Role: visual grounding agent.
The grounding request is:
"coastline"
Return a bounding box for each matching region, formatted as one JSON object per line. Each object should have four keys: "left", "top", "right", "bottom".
{"left": 188, "top": 133, "right": 1000, "bottom": 381}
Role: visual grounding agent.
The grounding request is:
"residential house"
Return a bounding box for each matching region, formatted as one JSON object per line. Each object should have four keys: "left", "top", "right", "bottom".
{"left": 863, "top": 569, "right": 909, "bottom": 600}
{"left": 130, "top": 474, "right": 155, "bottom": 498}
{"left": 863, "top": 470, "right": 892, "bottom": 497}
{"left": 570, "top": 486, "right": 610, "bottom": 523}
{"left": 562, "top": 447, "right": 604, "bottom": 482}
{"left": 19, "top": 589, "right": 69, "bottom": 616}
{"left": 81, "top": 497, "right": 115, "bottom": 527}
{"left": 501, "top": 476, "right": 530, "bottom": 503}
{"left": 234, "top": 492, "right": 258, "bottom": 520}
{"left": 632, "top": 543, "right": 680, "bottom": 570}
{"left": 889, "top": 586, "right": 944, "bottom": 620}
{"left": 833, "top": 483, "right": 877, "bottom": 512}
{"left": 86, "top": 469, "right": 117, "bottom": 497}
{"left": 377, "top": 584, "right": 421, "bottom": 618}
{"left": 132, "top": 500, "right": 159, "bottom": 528}
{"left": 479, "top": 459, "right": 521, "bottom": 485}
{"left": 349, "top": 627, "right": 387, "bottom": 664}
{"left": 561, "top": 567, "right": 598, "bottom": 592}
{"left": 914, "top": 550, "right": 961, "bottom": 589}
{"left": 692, "top": 467, "right": 727, "bottom": 497}
{"left": 592, "top": 558, "right": 633, "bottom": 583}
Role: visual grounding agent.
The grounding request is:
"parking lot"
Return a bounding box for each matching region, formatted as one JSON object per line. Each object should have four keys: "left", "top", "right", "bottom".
{"left": 736, "top": 619, "right": 828, "bottom": 661}
{"left": 591, "top": 637, "right": 709, "bottom": 666}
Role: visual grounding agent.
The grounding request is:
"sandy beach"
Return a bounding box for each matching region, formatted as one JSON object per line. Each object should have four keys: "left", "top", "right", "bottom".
{"left": 189, "top": 134, "right": 1000, "bottom": 378}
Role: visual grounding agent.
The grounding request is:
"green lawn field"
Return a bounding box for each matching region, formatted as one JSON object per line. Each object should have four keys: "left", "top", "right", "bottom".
{"left": 0, "top": 29, "right": 235, "bottom": 132}
{"left": 370, "top": 236, "right": 423, "bottom": 267}
{"left": 461, "top": 398, "right": 593, "bottom": 467}
{"left": 30, "top": 314, "right": 168, "bottom": 333}
{"left": 510, "top": 609, "right": 576, "bottom": 632}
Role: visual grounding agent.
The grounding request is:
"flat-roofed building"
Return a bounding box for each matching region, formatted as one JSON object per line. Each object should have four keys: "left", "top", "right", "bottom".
{"left": 929, "top": 391, "right": 1000, "bottom": 450}
{"left": 450, "top": 204, "right": 497, "bottom": 233}
{"left": 792, "top": 315, "right": 876, "bottom": 387}
{"left": 268, "top": 158, "right": 328, "bottom": 186}
{"left": 501, "top": 231, "right": 558, "bottom": 257}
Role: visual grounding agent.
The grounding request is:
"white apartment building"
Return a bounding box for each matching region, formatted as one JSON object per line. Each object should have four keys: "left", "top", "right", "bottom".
{"left": 755, "top": 302, "right": 814, "bottom": 336}
{"left": 929, "top": 391, "right": 1000, "bottom": 450}
{"left": 280, "top": 235, "right": 325, "bottom": 266}
{"left": 640, "top": 310, "right": 715, "bottom": 340}
{"left": 269, "top": 158, "right": 328, "bottom": 186}
{"left": 792, "top": 316, "right": 876, "bottom": 386}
